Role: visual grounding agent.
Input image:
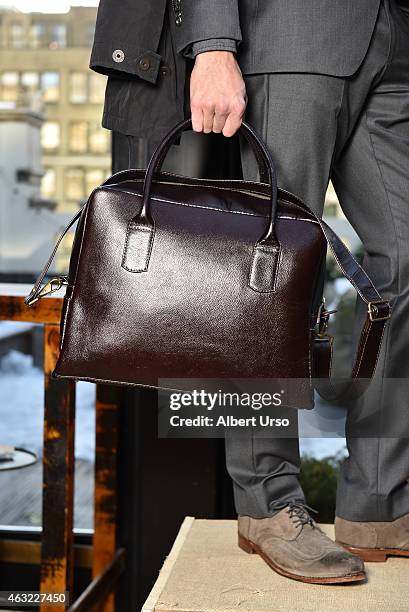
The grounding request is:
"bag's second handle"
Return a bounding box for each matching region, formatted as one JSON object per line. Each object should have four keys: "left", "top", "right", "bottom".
{"left": 121, "top": 118, "right": 281, "bottom": 293}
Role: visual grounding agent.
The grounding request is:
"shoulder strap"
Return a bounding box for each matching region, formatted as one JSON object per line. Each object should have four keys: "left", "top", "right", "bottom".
{"left": 24, "top": 206, "right": 84, "bottom": 306}
{"left": 24, "top": 187, "right": 391, "bottom": 403}
{"left": 312, "top": 216, "right": 390, "bottom": 402}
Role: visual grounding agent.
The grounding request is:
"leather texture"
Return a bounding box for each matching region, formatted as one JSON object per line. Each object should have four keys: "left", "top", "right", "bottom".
{"left": 25, "top": 119, "right": 390, "bottom": 404}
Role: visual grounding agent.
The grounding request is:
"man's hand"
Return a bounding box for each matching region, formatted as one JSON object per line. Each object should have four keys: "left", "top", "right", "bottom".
{"left": 190, "top": 51, "right": 247, "bottom": 137}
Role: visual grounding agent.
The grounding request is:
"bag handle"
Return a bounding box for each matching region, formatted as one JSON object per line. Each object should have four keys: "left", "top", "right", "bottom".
{"left": 142, "top": 118, "right": 276, "bottom": 229}
{"left": 121, "top": 119, "right": 281, "bottom": 292}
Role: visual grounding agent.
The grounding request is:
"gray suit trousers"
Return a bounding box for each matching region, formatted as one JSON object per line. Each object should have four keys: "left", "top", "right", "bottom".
{"left": 226, "top": 0, "right": 409, "bottom": 522}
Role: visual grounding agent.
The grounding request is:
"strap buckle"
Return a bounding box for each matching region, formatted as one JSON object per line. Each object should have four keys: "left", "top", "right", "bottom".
{"left": 316, "top": 299, "right": 337, "bottom": 337}
{"left": 367, "top": 300, "right": 391, "bottom": 322}
{"left": 25, "top": 276, "right": 68, "bottom": 307}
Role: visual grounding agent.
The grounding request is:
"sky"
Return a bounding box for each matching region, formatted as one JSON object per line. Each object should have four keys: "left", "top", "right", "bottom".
{"left": 0, "top": 1, "right": 99, "bottom": 12}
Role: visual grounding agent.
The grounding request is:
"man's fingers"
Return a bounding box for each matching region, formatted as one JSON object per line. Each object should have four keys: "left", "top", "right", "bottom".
{"left": 191, "top": 105, "right": 204, "bottom": 132}
{"left": 222, "top": 96, "right": 246, "bottom": 136}
{"left": 222, "top": 113, "right": 243, "bottom": 137}
{"left": 202, "top": 103, "right": 215, "bottom": 133}
{"left": 193, "top": 104, "right": 245, "bottom": 136}
{"left": 189, "top": 52, "right": 247, "bottom": 136}
{"left": 213, "top": 105, "right": 229, "bottom": 133}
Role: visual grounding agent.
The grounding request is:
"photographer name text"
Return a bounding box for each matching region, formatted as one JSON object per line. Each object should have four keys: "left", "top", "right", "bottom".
{"left": 169, "top": 415, "right": 290, "bottom": 428}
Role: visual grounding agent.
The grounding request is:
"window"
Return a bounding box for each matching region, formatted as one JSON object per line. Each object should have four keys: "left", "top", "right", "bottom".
{"left": 0, "top": 72, "right": 59, "bottom": 105}
{"left": 0, "top": 72, "right": 19, "bottom": 102}
{"left": 62, "top": 168, "right": 110, "bottom": 211}
{"left": 41, "top": 167, "right": 56, "bottom": 198}
{"left": 29, "top": 23, "right": 46, "bottom": 49}
{"left": 21, "top": 72, "right": 40, "bottom": 93}
{"left": 69, "top": 121, "right": 88, "bottom": 154}
{"left": 69, "top": 73, "right": 108, "bottom": 106}
{"left": 85, "top": 169, "right": 105, "bottom": 195}
{"left": 49, "top": 24, "right": 67, "bottom": 49}
{"left": 41, "top": 122, "right": 60, "bottom": 152}
{"left": 89, "top": 124, "right": 110, "bottom": 154}
{"left": 68, "top": 122, "right": 110, "bottom": 155}
{"left": 69, "top": 72, "right": 87, "bottom": 104}
{"left": 89, "top": 73, "right": 106, "bottom": 104}
{"left": 28, "top": 22, "right": 66, "bottom": 50}
{"left": 65, "top": 168, "right": 85, "bottom": 201}
{"left": 9, "top": 22, "right": 25, "bottom": 49}
{"left": 41, "top": 71, "right": 60, "bottom": 103}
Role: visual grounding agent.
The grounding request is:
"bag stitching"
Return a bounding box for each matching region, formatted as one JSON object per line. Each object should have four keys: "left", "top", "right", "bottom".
{"left": 121, "top": 219, "right": 156, "bottom": 273}
{"left": 248, "top": 243, "right": 282, "bottom": 294}
{"left": 104, "top": 185, "right": 320, "bottom": 224}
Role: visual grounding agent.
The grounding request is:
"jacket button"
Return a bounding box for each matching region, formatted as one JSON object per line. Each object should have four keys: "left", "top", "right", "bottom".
{"left": 112, "top": 49, "right": 125, "bottom": 63}
{"left": 139, "top": 57, "right": 151, "bottom": 71}
{"left": 161, "top": 65, "right": 171, "bottom": 76}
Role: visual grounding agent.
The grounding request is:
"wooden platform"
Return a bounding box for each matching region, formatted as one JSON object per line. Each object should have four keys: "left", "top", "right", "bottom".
{"left": 143, "top": 518, "right": 409, "bottom": 612}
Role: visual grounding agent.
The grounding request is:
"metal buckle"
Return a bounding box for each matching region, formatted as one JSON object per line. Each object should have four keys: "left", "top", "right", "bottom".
{"left": 26, "top": 277, "right": 68, "bottom": 306}
{"left": 367, "top": 300, "right": 391, "bottom": 322}
{"left": 316, "top": 299, "right": 337, "bottom": 337}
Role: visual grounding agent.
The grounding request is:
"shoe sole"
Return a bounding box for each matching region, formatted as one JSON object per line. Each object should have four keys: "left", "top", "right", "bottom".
{"left": 238, "top": 534, "right": 366, "bottom": 584}
{"left": 336, "top": 541, "right": 409, "bottom": 563}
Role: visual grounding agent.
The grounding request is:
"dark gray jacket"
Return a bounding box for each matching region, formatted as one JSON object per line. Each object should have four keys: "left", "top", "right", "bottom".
{"left": 90, "top": 0, "right": 187, "bottom": 143}
{"left": 174, "top": 0, "right": 381, "bottom": 77}
{"left": 90, "top": 0, "right": 409, "bottom": 142}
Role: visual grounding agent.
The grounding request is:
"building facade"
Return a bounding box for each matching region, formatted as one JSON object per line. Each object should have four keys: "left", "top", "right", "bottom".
{"left": 0, "top": 6, "right": 111, "bottom": 214}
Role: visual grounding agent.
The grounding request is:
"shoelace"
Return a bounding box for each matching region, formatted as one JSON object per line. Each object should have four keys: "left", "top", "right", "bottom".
{"left": 269, "top": 498, "right": 318, "bottom": 529}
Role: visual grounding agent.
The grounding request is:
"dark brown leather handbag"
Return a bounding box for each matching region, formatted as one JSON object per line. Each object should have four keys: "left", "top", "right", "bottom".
{"left": 25, "top": 119, "right": 390, "bottom": 408}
